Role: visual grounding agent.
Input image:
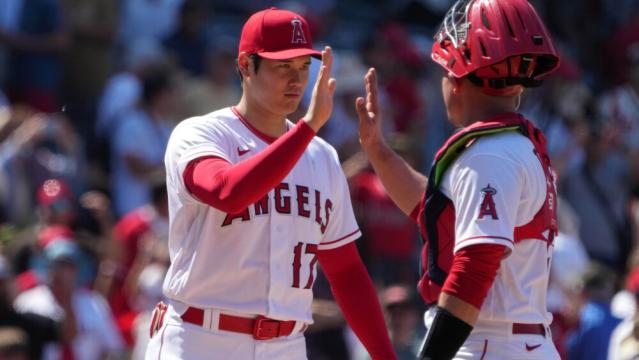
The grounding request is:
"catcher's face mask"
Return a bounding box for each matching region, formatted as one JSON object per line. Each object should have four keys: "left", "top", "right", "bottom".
{"left": 434, "top": 0, "right": 473, "bottom": 50}
{"left": 430, "top": 0, "right": 560, "bottom": 94}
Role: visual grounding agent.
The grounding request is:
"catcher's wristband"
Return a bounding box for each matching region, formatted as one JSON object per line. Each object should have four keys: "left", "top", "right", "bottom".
{"left": 418, "top": 306, "right": 473, "bottom": 360}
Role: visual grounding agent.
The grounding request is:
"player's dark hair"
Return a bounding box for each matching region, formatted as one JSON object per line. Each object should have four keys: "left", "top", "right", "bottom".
{"left": 251, "top": 54, "right": 262, "bottom": 73}
{"left": 237, "top": 54, "right": 262, "bottom": 82}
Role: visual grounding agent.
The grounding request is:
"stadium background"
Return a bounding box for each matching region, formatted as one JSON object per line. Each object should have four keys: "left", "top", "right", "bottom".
{"left": 0, "top": 0, "right": 638, "bottom": 359}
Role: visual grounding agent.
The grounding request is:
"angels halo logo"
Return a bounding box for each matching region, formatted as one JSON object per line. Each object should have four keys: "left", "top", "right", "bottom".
{"left": 291, "top": 19, "right": 307, "bottom": 44}
{"left": 478, "top": 184, "right": 498, "bottom": 220}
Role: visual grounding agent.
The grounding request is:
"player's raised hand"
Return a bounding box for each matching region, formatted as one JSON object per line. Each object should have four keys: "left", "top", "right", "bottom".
{"left": 304, "top": 46, "right": 337, "bottom": 132}
{"left": 356, "top": 68, "right": 385, "bottom": 151}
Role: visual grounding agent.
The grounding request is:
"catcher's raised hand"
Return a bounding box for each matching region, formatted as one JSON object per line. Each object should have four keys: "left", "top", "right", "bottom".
{"left": 356, "top": 68, "right": 385, "bottom": 151}
{"left": 304, "top": 46, "right": 337, "bottom": 132}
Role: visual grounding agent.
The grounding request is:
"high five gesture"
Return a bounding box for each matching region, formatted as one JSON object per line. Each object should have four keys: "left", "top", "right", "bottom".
{"left": 355, "top": 67, "right": 427, "bottom": 216}
{"left": 304, "top": 46, "right": 337, "bottom": 132}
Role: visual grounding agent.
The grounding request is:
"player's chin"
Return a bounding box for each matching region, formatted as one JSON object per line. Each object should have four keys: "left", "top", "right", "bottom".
{"left": 281, "top": 98, "right": 303, "bottom": 114}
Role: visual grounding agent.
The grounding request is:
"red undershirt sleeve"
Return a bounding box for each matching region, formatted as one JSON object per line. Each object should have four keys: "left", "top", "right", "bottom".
{"left": 318, "top": 242, "right": 397, "bottom": 360}
{"left": 183, "top": 121, "right": 315, "bottom": 213}
{"left": 441, "top": 244, "right": 506, "bottom": 309}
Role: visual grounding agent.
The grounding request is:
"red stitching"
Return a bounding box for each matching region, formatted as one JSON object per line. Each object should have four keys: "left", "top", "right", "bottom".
{"left": 149, "top": 307, "right": 159, "bottom": 338}
{"left": 157, "top": 305, "right": 167, "bottom": 331}
{"left": 457, "top": 235, "right": 513, "bottom": 247}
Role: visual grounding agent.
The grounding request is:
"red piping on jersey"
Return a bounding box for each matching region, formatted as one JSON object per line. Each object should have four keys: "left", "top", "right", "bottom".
{"left": 184, "top": 120, "right": 316, "bottom": 213}
{"left": 456, "top": 235, "right": 514, "bottom": 247}
{"left": 321, "top": 229, "right": 360, "bottom": 246}
{"left": 318, "top": 242, "right": 397, "bottom": 360}
{"left": 231, "top": 106, "right": 279, "bottom": 144}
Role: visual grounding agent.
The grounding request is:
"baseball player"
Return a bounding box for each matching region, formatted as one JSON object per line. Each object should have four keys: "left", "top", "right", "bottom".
{"left": 144, "top": 7, "right": 396, "bottom": 360}
{"left": 356, "top": 0, "right": 561, "bottom": 359}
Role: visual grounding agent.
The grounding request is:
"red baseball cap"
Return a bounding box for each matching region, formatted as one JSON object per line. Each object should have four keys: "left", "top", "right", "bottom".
{"left": 37, "top": 179, "right": 72, "bottom": 206}
{"left": 238, "top": 7, "right": 321, "bottom": 60}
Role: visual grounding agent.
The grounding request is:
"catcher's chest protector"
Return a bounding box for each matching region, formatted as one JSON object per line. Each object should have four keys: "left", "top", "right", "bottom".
{"left": 417, "top": 114, "right": 558, "bottom": 305}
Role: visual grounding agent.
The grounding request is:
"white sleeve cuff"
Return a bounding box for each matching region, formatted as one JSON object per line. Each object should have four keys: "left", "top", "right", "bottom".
{"left": 178, "top": 144, "right": 231, "bottom": 171}
{"left": 317, "top": 229, "right": 361, "bottom": 251}
{"left": 454, "top": 235, "right": 514, "bottom": 254}
{"left": 175, "top": 145, "right": 232, "bottom": 203}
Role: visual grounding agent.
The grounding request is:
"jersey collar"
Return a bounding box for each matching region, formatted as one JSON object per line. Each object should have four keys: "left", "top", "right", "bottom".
{"left": 231, "top": 106, "right": 286, "bottom": 144}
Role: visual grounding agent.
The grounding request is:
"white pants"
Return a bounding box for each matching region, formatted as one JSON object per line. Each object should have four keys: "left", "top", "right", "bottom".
{"left": 423, "top": 309, "right": 561, "bottom": 360}
{"left": 145, "top": 304, "right": 307, "bottom": 360}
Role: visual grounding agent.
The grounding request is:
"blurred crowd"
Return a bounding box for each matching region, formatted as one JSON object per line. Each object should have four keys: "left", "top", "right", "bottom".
{"left": 0, "top": 0, "right": 638, "bottom": 359}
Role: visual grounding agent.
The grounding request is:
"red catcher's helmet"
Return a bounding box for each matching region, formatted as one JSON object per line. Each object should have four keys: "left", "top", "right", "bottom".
{"left": 431, "top": 0, "right": 560, "bottom": 94}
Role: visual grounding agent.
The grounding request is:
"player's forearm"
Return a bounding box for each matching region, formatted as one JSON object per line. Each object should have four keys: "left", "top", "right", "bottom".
{"left": 364, "top": 141, "right": 427, "bottom": 216}
{"left": 438, "top": 292, "right": 480, "bottom": 326}
{"left": 439, "top": 244, "right": 506, "bottom": 325}
{"left": 419, "top": 244, "right": 505, "bottom": 358}
{"left": 185, "top": 121, "right": 316, "bottom": 213}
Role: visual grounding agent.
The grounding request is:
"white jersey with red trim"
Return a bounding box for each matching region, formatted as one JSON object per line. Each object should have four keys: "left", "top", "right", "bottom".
{"left": 440, "top": 131, "right": 553, "bottom": 324}
{"left": 162, "top": 107, "right": 360, "bottom": 322}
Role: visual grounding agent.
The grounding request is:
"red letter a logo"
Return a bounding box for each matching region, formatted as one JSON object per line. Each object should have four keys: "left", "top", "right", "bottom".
{"left": 291, "top": 19, "right": 307, "bottom": 44}
{"left": 478, "top": 184, "right": 499, "bottom": 220}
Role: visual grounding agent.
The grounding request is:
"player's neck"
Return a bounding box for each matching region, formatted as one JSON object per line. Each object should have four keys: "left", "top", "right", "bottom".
{"left": 460, "top": 96, "right": 519, "bottom": 127}
{"left": 235, "top": 97, "right": 288, "bottom": 138}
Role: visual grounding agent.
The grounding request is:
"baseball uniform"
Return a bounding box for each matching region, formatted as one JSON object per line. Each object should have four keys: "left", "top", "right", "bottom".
{"left": 144, "top": 107, "right": 361, "bottom": 359}
{"left": 145, "top": 6, "right": 397, "bottom": 359}
{"left": 415, "top": 115, "right": 560, "bottom": 359}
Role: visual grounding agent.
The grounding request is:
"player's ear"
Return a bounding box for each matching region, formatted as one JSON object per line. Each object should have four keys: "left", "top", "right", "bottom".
{"left": 237, "top": 52, "right": 252, "bottom": 78}
{"left": 451, "top": 76, "right": 464, "bottom": 95}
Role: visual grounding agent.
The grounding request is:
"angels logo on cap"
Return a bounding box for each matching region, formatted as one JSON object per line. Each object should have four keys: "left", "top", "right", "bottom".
{"left": 238, "top": 7, "right": 321, "bottom": 60}
{"left": 291, "top": 19, "right": 307, "bottom": 44}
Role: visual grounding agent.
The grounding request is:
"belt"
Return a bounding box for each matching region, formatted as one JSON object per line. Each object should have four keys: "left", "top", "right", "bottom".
{"left": 181, "top": 307, "right": 299, "bottom": 340}
{"left": 512, "top": 323, "right": 546, "bottom": 336}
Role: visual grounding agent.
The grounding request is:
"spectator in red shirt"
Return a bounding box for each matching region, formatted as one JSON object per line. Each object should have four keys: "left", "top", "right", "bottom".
{"left": 103, "top": 179, "right": 168, "bottom": 347}
{"left": 346, "top": 135, "right": 421, "bottom": 285}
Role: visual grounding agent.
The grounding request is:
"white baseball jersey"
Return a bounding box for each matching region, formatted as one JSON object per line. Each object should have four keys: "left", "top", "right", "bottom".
{"left": 162, "top": 106, "right": 361, "bottom": 323}
{"left": 440, "top": 131, "right": 554, "bottom": 324}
